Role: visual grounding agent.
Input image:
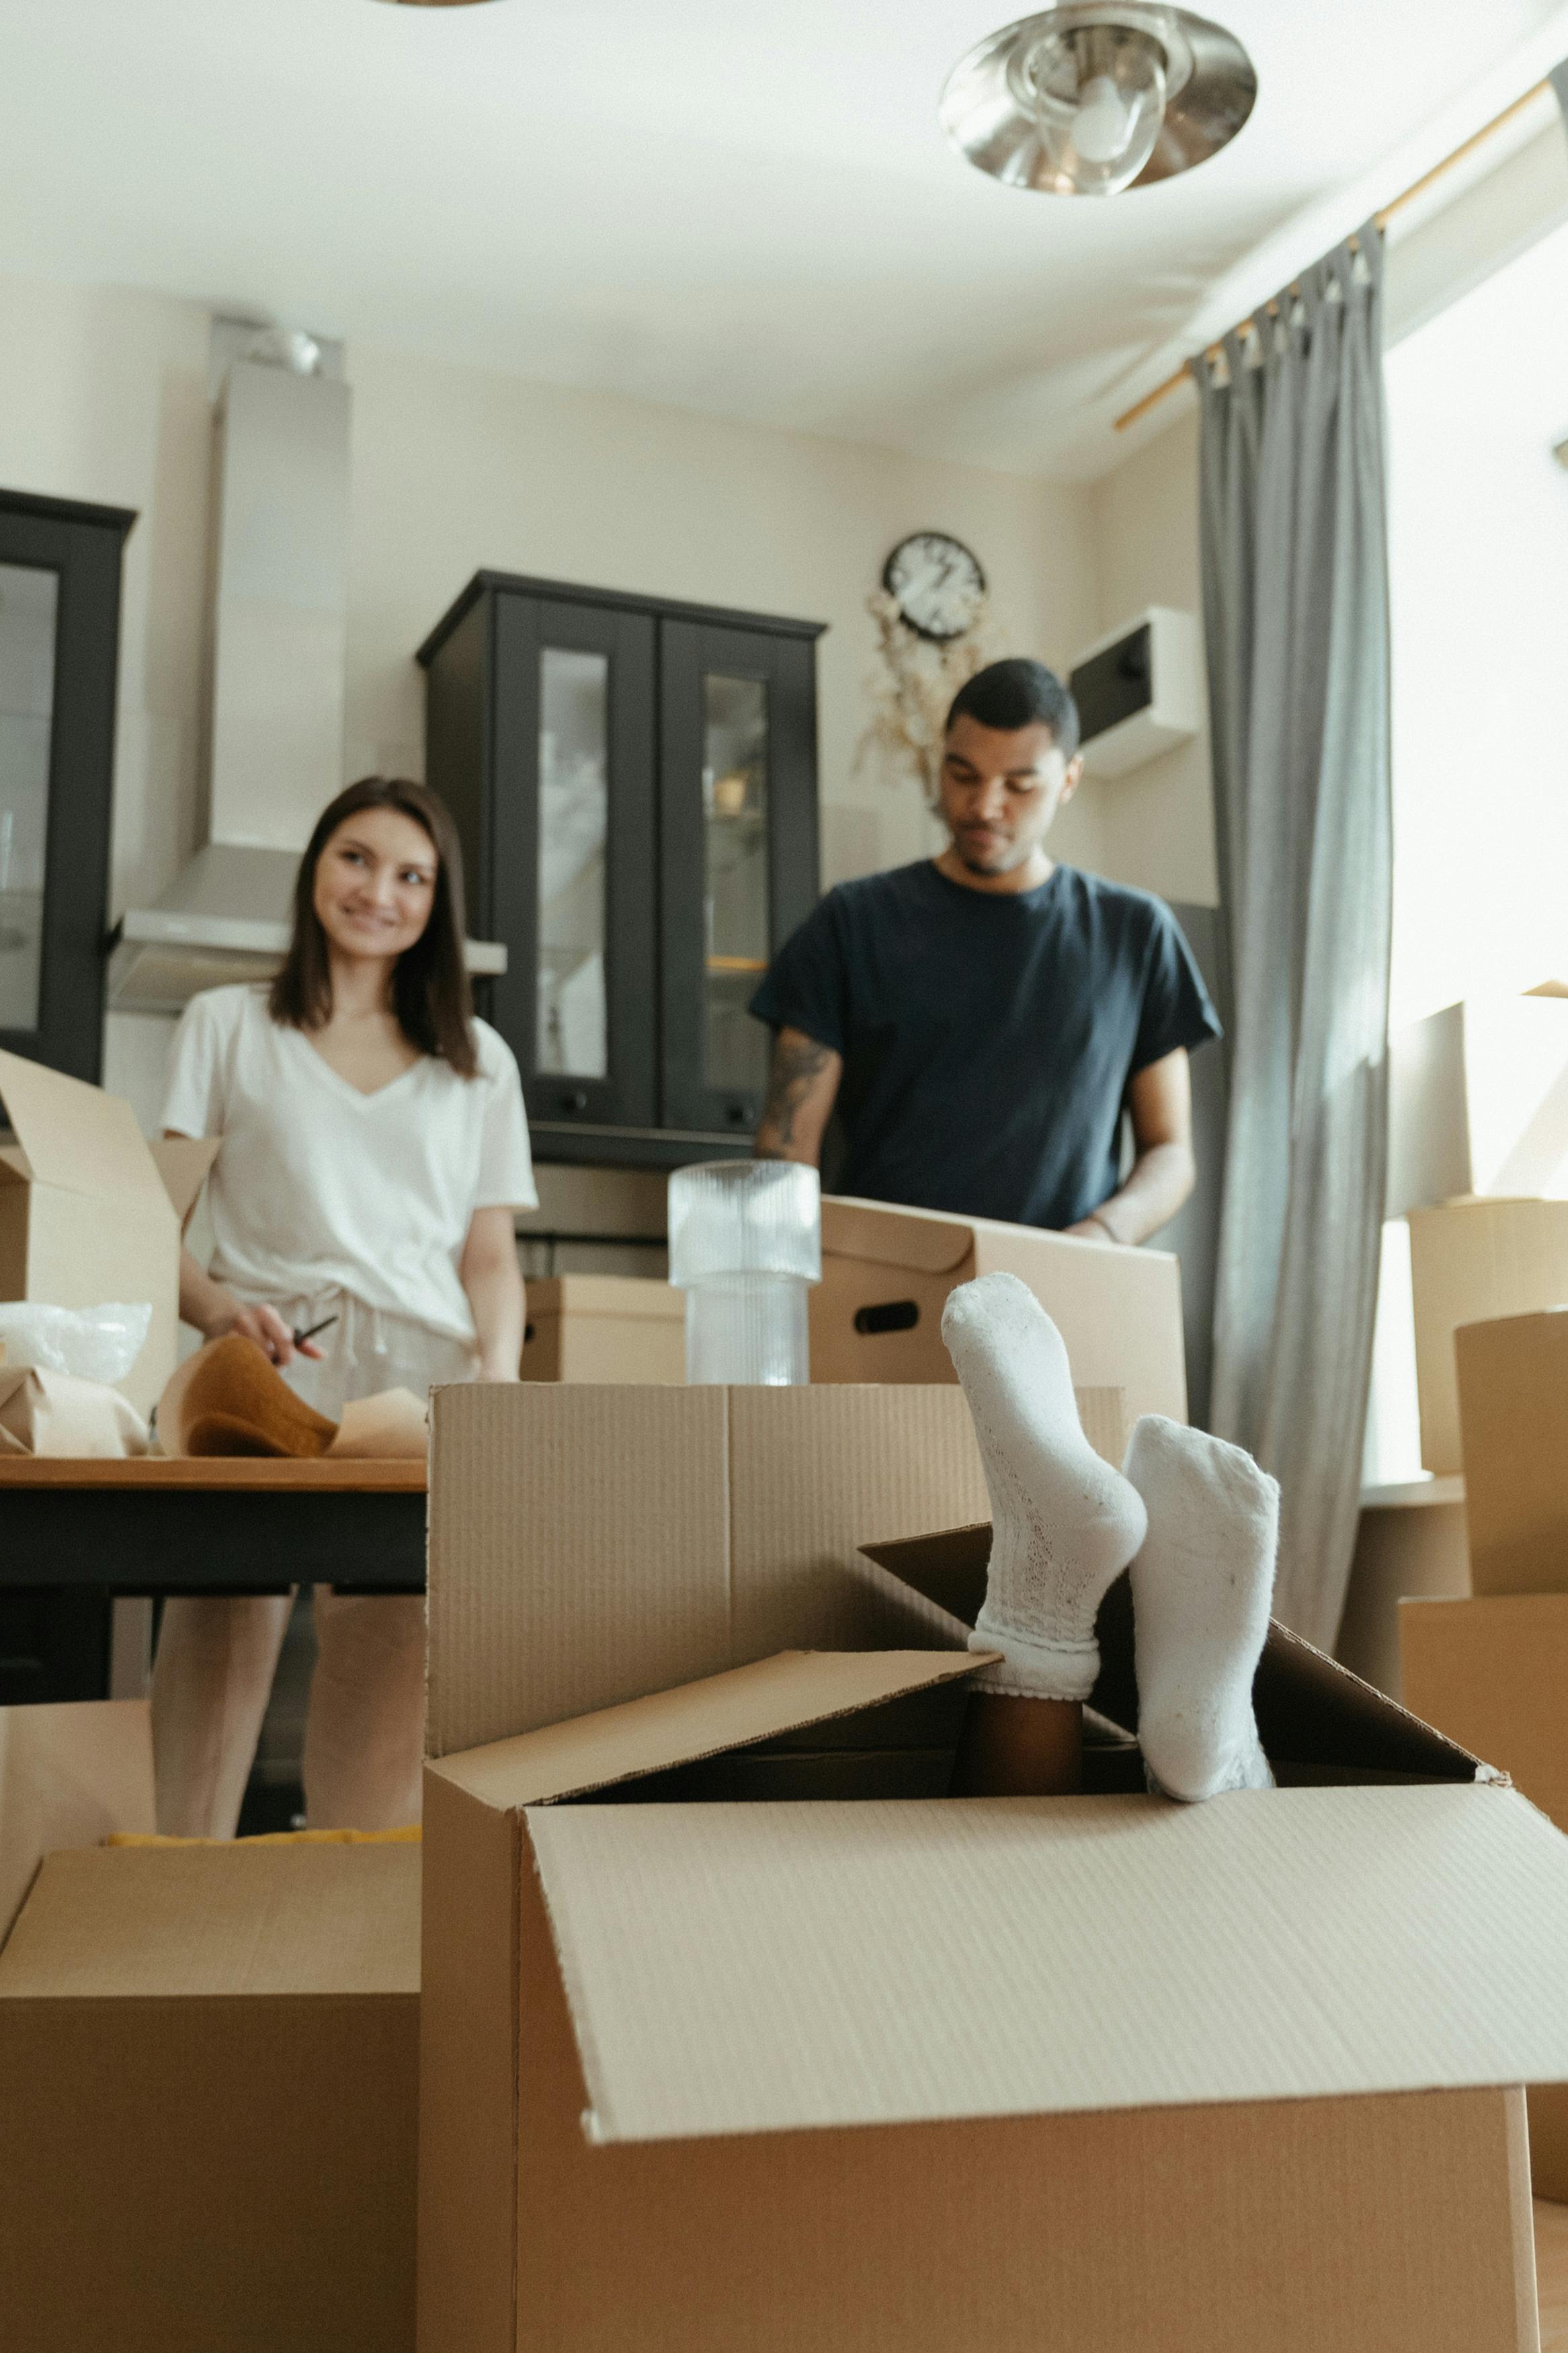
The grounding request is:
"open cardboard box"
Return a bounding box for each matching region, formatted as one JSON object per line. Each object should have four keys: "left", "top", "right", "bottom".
{"left": 811, "top": 1193, "right": 1187, "bottom": 1421}
{"left": 0, "top": 1049, "right": 219, "bottom": 1417}
{"left": 0, "top": 1837, "right": 419, "bottom": 2353}
{"left": 420, "top": 1383, "right": 1568, "bottom": 2353}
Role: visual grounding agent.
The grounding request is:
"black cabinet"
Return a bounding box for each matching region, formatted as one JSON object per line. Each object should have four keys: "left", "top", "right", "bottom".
{"left": 420, "top": 573, "right": 824, "bottom": 1167}
{"left": 0, "top": 489, "right": 136, "bottom": 1082}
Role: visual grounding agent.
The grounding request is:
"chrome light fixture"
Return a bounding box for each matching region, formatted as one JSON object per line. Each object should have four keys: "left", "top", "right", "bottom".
{"left": 941, "top": 4, "right": 1255, "bottom": 196}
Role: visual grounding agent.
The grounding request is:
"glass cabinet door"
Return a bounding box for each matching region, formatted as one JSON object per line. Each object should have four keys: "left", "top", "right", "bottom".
{"left": 489, "top": 594, "right": 657, "bottom": 1137}
{"left": 0, "top": 493, "right": 133, "bottom": 1082}
{"left": 0, "top": 562, "right": 58, "bottom": 1036}
{"left": 660, "top": 619, "right": 819, "bottom": 1137}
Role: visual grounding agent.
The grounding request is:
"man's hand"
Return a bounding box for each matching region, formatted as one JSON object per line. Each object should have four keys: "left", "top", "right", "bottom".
{"left": 753, "top": 1026, "right": 843, "bottom": 1166}
{"left": 1065, "top": 1049, "right": 1197, "bottom": 1246}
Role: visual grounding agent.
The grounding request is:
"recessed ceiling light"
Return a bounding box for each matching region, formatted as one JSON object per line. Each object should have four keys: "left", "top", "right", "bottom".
{"left": 942, "top": 4, "right": 1255, "bottom": 197}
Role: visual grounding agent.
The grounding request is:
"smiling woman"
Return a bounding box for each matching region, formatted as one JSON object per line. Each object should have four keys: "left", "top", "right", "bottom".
{"left": 149, "top": 775, "right": 537, "bottom": 1841}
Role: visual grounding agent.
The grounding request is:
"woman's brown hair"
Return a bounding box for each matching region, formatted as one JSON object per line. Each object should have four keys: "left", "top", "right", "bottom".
{"left": 269, "top": 778, "right": 479, "bottom": 1078}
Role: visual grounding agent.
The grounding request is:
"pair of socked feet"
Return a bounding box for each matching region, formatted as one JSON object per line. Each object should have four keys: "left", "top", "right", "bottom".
{"left": 943, "top": 1273, "right": 1277, "bottom": 1802}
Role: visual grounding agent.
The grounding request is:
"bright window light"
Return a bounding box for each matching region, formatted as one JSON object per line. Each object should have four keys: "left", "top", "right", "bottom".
{"left": 1386, "top": 216, "right": 1568, "bottom": 1033}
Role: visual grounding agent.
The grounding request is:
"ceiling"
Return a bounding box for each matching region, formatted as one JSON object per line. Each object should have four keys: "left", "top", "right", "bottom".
{"left": 1, "top": 0, "right": 1565, "bottom": 479}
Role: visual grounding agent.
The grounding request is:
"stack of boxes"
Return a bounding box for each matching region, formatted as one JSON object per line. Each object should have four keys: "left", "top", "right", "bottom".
{"left": 1393, "top": 985, "right": 1568, "bottom": 2206}
{"left": 1402, "top": 1306, "right": 1568, "bottom": 2204}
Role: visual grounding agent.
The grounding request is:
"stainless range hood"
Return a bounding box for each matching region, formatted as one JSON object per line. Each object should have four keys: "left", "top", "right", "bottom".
{"left": 110, "top": 323, "right": 504, "bottom": 1011}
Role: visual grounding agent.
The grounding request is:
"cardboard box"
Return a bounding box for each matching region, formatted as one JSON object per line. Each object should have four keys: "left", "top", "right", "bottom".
{"left": 1456, "top": 1309, "right": 1568, "bottom": 1595}
{"left": 425, "top": 1382, "right": 1120, "bottom": 1759}
{"left": 0, "top": 1696, "right": 155, "bottom": 1940}
{"left": 0, "top": 1051, "right": 217, "bottom": 1417}
{"left": 520, "top": 1273, "right": 685, "bottom": 1384}
{"left": 1389, "top": 990, "right": 1568, "bottom": 1215}
{"left": 419, "top": 1382, "right": 1568, "bottom": 2352}
{"left": 0, "top": 1840, "right": 419, "bottom": 2352}
{"left": 1409, "top": 1198, "right": 1568, "bottom": 1473}
{"left": 1403, "top": 1589, "right": 1568, "bottom": 2200}
{"left": 811, "top": 1193, "right": 1187, "bottom": 1423}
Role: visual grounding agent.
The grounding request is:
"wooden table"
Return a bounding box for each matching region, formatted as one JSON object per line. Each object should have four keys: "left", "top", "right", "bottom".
{"left": 0, "top": 1457, "right": 427, "bottom": 1599}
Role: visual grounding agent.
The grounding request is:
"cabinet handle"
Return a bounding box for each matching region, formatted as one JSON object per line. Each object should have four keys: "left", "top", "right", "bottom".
{"left": 725, "top": 1101, "right": 753, "bottom": 1125}
{"left": 560, "top": 1089, "right": 589, "bottom": 1113}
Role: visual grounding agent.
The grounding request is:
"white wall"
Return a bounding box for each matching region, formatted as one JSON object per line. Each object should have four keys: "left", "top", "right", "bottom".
{"left": 1080, "top": 411, "right": 1218, "bottom": 908}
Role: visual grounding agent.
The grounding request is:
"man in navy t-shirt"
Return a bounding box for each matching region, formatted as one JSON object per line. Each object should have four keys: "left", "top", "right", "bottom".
{"left": 749, "top": 658, "right": 1220, "bottom": 1240}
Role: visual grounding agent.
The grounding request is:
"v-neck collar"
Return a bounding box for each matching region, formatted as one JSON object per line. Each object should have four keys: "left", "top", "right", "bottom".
{"left": 288, "top": 1025, "right": 427, "bottom": 1107}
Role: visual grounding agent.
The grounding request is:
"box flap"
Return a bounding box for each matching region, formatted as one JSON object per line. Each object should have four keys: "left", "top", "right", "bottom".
{"left": 0, "top": 1842, "right": 420, "bottom": 1998}
{"left": 0, "top": 1699, "right": 155, "bottom": 1945}
{"left": 434, "top": 1650, "right": 989, "bottom": 1812}
{"left": 0, "top": 1048, "right": 167, "bottom": 1206}
{"left": 821, "top": 1195, "right": 974, "bottom": 1276}
{"left": 862, "top": 1525, "right": 1483, "bottom": 1782}
{"left": 528, "top": 1782, "right": 1568, "bottom": 2144}
{"left": 149, "top": 1135, "right": 222, "bottom": 1226}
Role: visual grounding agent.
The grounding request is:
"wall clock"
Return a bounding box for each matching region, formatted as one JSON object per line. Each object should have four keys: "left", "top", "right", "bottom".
{"left": 882, "top": 532, "right": 988, "bottom": 643}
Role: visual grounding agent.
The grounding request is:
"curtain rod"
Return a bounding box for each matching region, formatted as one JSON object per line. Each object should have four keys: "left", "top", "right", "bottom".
{"left": 1112, "top": 78, "right": 1552, "bottom": 434}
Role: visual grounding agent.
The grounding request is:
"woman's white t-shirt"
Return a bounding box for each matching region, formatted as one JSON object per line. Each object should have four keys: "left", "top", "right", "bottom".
{"left": 161, "top": 986, "right": 537, "bottom": 1343}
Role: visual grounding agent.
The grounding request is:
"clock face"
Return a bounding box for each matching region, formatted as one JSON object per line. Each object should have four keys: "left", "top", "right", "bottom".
{"left": 882, "top": 532, "right": 987, "bottom": 643}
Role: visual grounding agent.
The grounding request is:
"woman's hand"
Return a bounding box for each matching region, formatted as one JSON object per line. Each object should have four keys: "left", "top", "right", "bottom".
{"left": 460, "top": 1206, "right": 526, "bottom": 1382}
{"left": 177, "top": 1246, "right": 323, "bottom": 1365}
{"left": 208, "top": 1300, "right": 326, "bottom": 1367}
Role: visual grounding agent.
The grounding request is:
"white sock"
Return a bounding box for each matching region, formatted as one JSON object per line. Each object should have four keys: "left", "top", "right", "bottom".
{"left": 1124, "top": 1415, "right": 1278, "bottom": 1801}
{"left": 942, "top": 1273, "right": 1148, "bottom": 1702}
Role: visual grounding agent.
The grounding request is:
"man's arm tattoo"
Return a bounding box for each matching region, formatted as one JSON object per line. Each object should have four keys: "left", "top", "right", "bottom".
{"left": 757, "top": 1033, "right": 834, "bottom": 1153}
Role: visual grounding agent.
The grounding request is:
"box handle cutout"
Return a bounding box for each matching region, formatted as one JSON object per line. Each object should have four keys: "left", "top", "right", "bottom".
{"left": 854, "top": 1300, "right": 920, "bottom": 1337}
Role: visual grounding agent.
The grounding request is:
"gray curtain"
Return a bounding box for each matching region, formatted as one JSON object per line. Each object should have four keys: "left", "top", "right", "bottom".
{"left": 1192, "top": 225, "right": 1392, "bottom": 1651}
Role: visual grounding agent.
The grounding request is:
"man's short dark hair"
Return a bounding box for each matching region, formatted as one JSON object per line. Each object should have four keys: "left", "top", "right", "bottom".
{"left": 945, "top": 658, "right": 1080, "bottom": 758}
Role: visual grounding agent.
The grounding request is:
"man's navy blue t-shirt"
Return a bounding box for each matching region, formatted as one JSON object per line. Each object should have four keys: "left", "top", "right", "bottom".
{"left": 750, "top": 860, "right": 1221, "bottom": 1230}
